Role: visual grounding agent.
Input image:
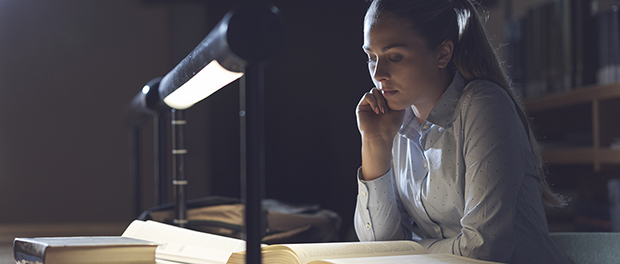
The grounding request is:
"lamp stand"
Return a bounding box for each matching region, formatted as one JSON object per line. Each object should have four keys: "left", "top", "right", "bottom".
{"left": 156, "top": 112, "right": 169, "bottom": 205}
{"left": 171, "top": 109, "right": 188, "bottom": 227}
{"left": 240, "top": 63, "right": 265, "bottom": 264}
{"left": 129, "top": 125, "right": 143, "bottom": 217}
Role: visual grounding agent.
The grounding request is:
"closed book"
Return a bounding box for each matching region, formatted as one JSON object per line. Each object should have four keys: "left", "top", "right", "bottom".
{"left": 13, "top": 236, "right": 159, "bottom": 264}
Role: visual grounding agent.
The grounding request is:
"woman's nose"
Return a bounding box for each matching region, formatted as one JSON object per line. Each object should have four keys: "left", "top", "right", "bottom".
{"left": 371, "top": 59, "right": 389, "bottom": 83}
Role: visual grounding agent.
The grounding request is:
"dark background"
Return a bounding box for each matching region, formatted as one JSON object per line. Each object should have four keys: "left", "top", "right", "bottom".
{"left": 0, "top": 0, "right": 511, "bottom": 240}
{"left": 0, "top": 0, "right": 371, "bottom": 240}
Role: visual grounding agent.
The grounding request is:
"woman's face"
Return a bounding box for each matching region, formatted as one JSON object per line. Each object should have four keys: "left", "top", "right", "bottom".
{"left": 363, "top": 13, "right": 449, "bottom": 111}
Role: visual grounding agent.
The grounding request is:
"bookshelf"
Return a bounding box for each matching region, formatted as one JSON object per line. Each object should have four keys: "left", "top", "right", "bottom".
{"left": 525, "top": 82, "right": 620, "bottom": 171}
{"left": 523, "top": 81, "right": 620, "bottom": 232}
{"left": 508, "top": 0, "right": 620, "bottom": 232}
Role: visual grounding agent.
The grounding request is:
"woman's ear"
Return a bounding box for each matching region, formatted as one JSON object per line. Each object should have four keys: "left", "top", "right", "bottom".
{"left": 436, "top": 40, "right": 454, "bottom": 69}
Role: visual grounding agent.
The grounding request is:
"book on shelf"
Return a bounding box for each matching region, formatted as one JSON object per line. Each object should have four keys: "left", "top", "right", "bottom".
{"left": 121, "top": 220, "right": 502, "bottom": 264}
{"left": 595, "top": 1, "right": 620, "bottom": 85}
{"left": 504, "top": 0, "right": 601, "bottom": 99}
{"left": 573, "top": 0, "right": 598, "bottom": 88}
{"left": 13, "top": 236, "right": 159, "bottom": 264}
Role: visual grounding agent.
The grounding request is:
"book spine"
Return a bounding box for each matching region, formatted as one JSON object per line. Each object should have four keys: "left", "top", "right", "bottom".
{"left": 524, "top": 5, "right": 544, "bottom": 98}
{"left": 13, "top": 239, "right": 46, "bottom": 263}
{"left": 598, "top": 11, "right": 610, "bottom": 84}
{"left": 504, "top": 18, "right": 525, "bottom": 96}
{"left": 612, "top": 6, "right": 620, "bottom": 83}
{"left": 561, "top": 0, "right": 573, "bottom": 91}
{"left": 575, "top": 0, "right": 598, "bottom": 87}
{"left": 571, "top": 0, "right": 583, "bottom": 87}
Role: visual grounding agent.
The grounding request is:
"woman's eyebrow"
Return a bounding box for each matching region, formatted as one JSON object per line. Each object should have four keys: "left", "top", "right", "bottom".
{"left": 362, "top": 43, "right": 408, "bottom": 52}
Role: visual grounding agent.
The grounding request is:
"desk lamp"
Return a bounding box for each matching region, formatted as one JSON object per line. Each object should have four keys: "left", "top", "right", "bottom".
{"left": 156, "top": 4, "right": 283, "bottom": 264}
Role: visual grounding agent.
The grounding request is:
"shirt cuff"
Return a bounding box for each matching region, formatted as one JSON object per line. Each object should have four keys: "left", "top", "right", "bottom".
{"left": 355, "top": 167, "right": 400, "bottom": 241}
{"left": 358, "top": 167, "right": 396, "bottom": 204}
{"left": 417, "top": 238, "right": 439, "bottom": 251}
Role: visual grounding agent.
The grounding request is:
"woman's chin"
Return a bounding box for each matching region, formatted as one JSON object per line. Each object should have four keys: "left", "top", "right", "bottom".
{"left": 386, "top": 102, "right": 409, "bottom": 112}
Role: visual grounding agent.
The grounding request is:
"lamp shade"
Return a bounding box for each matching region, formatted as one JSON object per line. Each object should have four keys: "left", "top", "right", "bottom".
{"left": 158, "top": 4, "right": 283, "bottom": 110}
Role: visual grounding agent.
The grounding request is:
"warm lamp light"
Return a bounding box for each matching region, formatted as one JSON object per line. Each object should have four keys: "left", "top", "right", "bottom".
{"left": 158, "top": 3, "right": 282, "bottom": 109}
{"left": 162, "top": 60, "right": 243, "bottom": 109}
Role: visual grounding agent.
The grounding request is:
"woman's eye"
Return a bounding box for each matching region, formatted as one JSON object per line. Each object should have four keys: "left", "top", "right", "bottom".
{"left": 389, "top": 56, "right": 403, "bottom": 63}
{"left": 367, "top": 56, "right": 377, "bottom": 64}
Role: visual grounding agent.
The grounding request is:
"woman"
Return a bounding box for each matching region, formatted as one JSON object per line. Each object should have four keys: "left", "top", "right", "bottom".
{"left": 354, "top": 0, "right": 570, "bottom": 263}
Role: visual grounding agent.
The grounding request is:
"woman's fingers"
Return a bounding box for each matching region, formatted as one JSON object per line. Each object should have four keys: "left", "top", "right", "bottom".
{"left": 370, "top": 88, "right": 388, "bottom": 114}
{"left": 360, "top": 88, "right": 387, "bottom": 114}
{"left": 358, "top": 92, "right": 378, "bottom": 114}
{"left": 356, "top": 87, "right": 405, "bottom": 141}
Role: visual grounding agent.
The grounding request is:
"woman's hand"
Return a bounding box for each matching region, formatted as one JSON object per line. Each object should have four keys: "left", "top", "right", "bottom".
{"left": 356, "top": 88, "right": 405, "bottom": 142}
{"left": 356, "top": 88, "right": 405, "bottom": 180}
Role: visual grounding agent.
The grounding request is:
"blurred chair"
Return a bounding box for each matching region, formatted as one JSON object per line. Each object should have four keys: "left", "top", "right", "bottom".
{"left": 550, "top": 232, "right": 620, "bottom": 264}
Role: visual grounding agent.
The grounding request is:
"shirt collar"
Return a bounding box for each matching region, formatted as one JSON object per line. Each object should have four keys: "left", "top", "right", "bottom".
{"left": 399, "top": 108, "right": 420, "bottom": 136}
{"left": 425, "top": 71, "right": 466, "bottom": 128}
{"left": 399, "top": 71, "right": 467, "bottom": 134}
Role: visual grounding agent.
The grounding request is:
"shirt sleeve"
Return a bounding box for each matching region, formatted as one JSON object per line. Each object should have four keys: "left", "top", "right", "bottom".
{"left": 354, "top": 167, "right": 414, "bottom": 241}
{"left": 419, "top": 84, "right": 528, "bottom": 262}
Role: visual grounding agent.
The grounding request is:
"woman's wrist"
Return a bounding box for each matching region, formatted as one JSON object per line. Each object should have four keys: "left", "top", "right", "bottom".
{"left": 360, "top": 136, "right": 393, "bottom": 181}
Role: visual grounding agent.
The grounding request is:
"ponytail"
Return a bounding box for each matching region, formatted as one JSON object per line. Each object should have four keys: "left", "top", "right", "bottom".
{"left": 453, "top": 0, "right": 567, "bottom": 208}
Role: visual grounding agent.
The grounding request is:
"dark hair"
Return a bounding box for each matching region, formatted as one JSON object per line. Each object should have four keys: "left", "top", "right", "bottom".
{"left": 366, "top": 0, "right": 566, "bottom": 207}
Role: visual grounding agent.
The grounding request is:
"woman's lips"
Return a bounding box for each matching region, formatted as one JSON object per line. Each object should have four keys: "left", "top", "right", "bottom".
{"left": 382, "top": 89, "right": 398, "bottom": 97}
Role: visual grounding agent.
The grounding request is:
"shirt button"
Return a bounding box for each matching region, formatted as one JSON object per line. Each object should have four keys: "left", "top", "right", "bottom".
{"left": 361, "top": 191, "right": 367, "bottom": 196}
{"left": 423, "top": 162, "right": 428, "bottom": 169}
{"left": 366, "top": 223, "right": 371, "bottom": 229}
{"left": 423, "top": 123, "right": 430, "bottom": 130}
{"left": 434, "top": 226, "right": 441, "bottom": 233}
{"left": 417, "top": 196, "right": 421, "bottom": 202}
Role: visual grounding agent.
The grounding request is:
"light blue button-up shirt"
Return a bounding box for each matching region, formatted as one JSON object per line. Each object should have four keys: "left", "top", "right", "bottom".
{"left": 354, "top": 73, "right": 569, "bottom": 264}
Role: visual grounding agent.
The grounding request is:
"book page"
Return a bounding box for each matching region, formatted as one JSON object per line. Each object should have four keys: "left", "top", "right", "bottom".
{"left": 275, "top": 240, "right": 426, "bottom": 264}
{"left": 122, "top": 220, "right": 248, "bottom": 264}
{"left": 307, "top": 254, "right": 503, "bottom": 264}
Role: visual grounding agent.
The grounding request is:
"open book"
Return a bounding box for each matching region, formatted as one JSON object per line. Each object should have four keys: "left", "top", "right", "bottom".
{"left": 121, "top": 220, "right": 249, "bottom": 264}
{"left": 121, "top": 220, "right": 502, "bottom": 264}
